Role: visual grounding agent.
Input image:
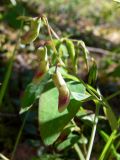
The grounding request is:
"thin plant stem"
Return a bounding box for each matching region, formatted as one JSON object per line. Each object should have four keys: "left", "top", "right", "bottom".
{"left": 0, "top": 18, "right": 23, "bottom": 108}
{"left": 71, "top": 119, "right": 85, "bottom": 160}
{"left": 82, "top": 134, "right": 87, "bottom": 156}
{"left": 49, "top": 25, "right": 60, "bottom": 39}
{"left": 0, "top": 153, "right": 10, "bottom": 160}
{"left": 116, "top": 138, "right": 120, "bottom": 150}
{"left": 106, "top": 90, "right": 120, "bottom": 101}
{"left": 86, "top": 103, "right": 100, "bottom": 160}
{"left": 74, "top": 143, "right": 85, "bottom": 160}
{"left": 0, "top": 43, "right": 18, "bottom": 108}
{"left": 79, "top": 79, "right": 109, "bottom": 108}
{"left": 11, "top": 111, "right": 29, "bottom": 160}
{"left": 43, "top": 16, "right": 58, "bottom": 55}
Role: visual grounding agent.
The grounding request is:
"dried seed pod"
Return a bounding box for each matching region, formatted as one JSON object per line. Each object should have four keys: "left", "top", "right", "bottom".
{"left": 52, "top": 71, "right": 70, "bottom": 112}
{"left": 21, "top": 18, "right": 41, "bottom": 44}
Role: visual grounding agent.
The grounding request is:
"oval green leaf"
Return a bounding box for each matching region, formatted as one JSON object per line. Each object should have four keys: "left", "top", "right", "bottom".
{"left": 38, "top": 82, "right": 85, "bottom": 145}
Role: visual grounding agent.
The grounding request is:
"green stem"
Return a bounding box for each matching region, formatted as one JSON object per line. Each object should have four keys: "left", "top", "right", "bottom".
{"left": 86, "top": 103, "right": 100, "bottom": 160}
{"left": 71, "top": 120, "right": 85, "bottom": 160}
{"left": 106, "top": 90, "right": 120, "bottom": 101}
{"left": 116, "top": 138, "right": 120, "bottom": 150}
{"left": 43, "top": 16, "right": 58, "bottom": 55}
{"left": 74, "top": 143, "right": 85, "bottom": 160}
{"left": 79, "top": 79, "right": 109, "bottom": 109}
{"left": 11, "top": 112, "right": 29, "bottom": 160}
{"left": 0, "top": 45, "right": 17, "bottom": 107}
{"left": 49, "top": 25, "right": 60, "bottom": 39}
{"left": 0, "top": 20, "right": 23, "bottom": 108}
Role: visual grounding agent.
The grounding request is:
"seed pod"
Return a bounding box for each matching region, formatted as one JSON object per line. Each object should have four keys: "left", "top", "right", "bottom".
{"left": 21, "top": 18, "right": 41, "bottom": 44}
{"left": 77, "top": 40, "right": 89, "bottom": 71}
{"left": 52, "top": 71, "right": 70, "bottom": 112}
{"left": 52, "top": 70, "right": 66, "bottom": 88}
{"left": 58, "top": 85, "right": 70, "bottom": 112}
{"left": 33, "top": 47, "right": 49, "bottom": 83}
{"left": 65, "top": 39, "right": 75, "bottom": 65}
{"left": 56, "top": 58, "right": 66, "bottom": 67}
{"left": 36, "top": 46, "right": 48, "bottom": 62}
{"left": 37, "top": 47, "right": 49, "bottom": 74}
{"left": 88, "top": 58, "right": 97, "bottom": 85}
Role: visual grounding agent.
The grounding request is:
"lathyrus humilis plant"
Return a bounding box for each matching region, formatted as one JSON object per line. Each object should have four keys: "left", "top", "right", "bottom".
{"left": 19, "top": 15, "right": 119, "bottom": 160}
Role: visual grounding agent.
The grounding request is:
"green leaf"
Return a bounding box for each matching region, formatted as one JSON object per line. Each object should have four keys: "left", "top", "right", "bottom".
{"left": 38, "top": 82, "right": 85, "bottom": 145}
{"left": 103, "top": 102, "right": 118, "bottom": 130}
{"left": 56, "top": 133, "right": 79, "bottom": 151}
{"left": 21, "top": 73, "right": 50, "bottom": 109}
{"left": 81, "top": 114, "right": 95, "bottom": 124}
{"left": 71, "top": 92, "right": 91, "bottom": 101}
{"left": 58, "top": 43, "right": 69, "bottom": 58}
{"left": 48, "top": 67, "right": 79, "bottom": 82}
{"left": 60, "top": 68, "right": 79, "bottom": 82}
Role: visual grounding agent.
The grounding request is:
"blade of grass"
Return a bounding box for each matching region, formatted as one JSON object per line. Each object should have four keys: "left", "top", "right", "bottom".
{"left": 11, "top": 111, "right": 29, "bottom": 160}
{"left": 100, "top": 130, "right": 118, "bottom": 159}
{"left": 98, "top": 130, "right": 117, "bottom": 160}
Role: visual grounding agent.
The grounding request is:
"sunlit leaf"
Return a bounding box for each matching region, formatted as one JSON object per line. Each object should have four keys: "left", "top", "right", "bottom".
{"left": 38, "top": 82, "right": 86, "bottom": 145}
